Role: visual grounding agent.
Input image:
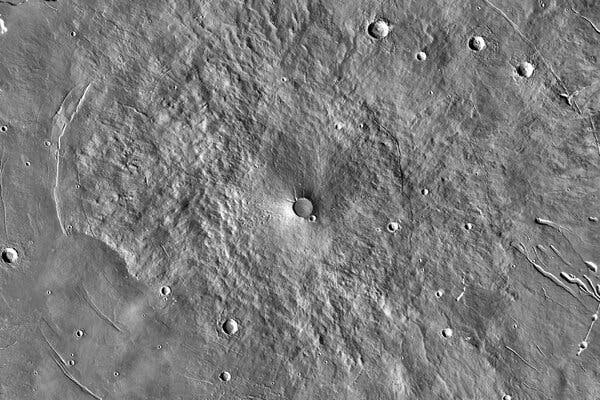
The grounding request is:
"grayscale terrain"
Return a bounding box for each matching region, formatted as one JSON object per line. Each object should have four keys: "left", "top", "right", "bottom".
{"left": 0, "top": 0, "right": 599, "bottom": 399}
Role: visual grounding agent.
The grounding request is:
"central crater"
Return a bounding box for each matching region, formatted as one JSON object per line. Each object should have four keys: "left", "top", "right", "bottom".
{"left": 293, "top": 197, "right": 313, "bottom": 219}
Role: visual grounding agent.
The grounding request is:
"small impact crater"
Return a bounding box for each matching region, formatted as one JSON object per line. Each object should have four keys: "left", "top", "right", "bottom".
{"left": 468, "top": 36, "right": 486, "bottom": 51}
{"left": 293, "top": 197, "right": 313, "bottom": 219}
{"left": 387, "top": 222, "right": 400, "bottom": 233}
{"left": 160, "top": 285, "right": 171, "bottom": 296}
{"left": 516, "top": 61, "right": 534, "bottom": 78}
{"left": 367, "top": 19, "right": 390, "bottom": 39}
{"left": 220, "top": 371, "right": 231, "bottom": 382}
{"left": 2, "top": 247, "right": 18, "bottom": 264}
{"left": 222, "top": 318, "right": 239, "bottom": 335}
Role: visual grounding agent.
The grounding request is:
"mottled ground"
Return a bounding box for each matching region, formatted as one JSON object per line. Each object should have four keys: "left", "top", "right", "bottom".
{"left": 0, "top": 0, "right": 600, "bottom": 399}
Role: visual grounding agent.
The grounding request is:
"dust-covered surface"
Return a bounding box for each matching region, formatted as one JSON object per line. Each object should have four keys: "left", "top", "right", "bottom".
{"left": 0, "top": 0, "right": 600, "bottom": 399}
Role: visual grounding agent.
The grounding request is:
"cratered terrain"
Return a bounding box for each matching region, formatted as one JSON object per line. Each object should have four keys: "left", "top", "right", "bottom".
{"left": 0, "top": 0, "right": 600, "bottom": 399}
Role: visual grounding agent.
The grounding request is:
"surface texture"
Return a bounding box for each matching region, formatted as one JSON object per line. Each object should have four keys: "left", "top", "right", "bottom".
{"left": 1, "top": 0, "right": 600, "bottom": 399}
